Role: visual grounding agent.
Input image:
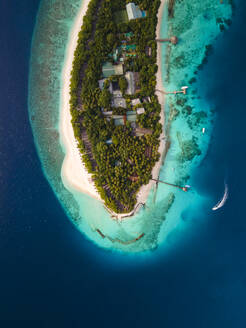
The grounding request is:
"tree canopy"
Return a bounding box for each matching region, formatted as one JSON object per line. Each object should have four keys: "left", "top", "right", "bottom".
{"left": 69, "top": 0, "right": 162, "bottom": 213}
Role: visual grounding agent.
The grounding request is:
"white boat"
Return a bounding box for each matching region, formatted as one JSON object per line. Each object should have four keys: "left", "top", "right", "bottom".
{"left": 202, "top": 128, "right": 205, "bottom": 134}
{"left": 212, "top": 183, "right": 229, "bottom": 211}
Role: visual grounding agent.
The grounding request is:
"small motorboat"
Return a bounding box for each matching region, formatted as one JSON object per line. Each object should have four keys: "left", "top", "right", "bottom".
{"left": 212, "top": 183, "right": 228, "bottom": 211}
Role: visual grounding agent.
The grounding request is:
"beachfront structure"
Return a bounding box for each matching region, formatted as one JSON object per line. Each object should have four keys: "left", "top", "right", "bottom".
{"left": 102, "top": 62, "right": 123, "bottom": 78}
{"left": 126, "top": 3, "right": 144, "bottom": 20}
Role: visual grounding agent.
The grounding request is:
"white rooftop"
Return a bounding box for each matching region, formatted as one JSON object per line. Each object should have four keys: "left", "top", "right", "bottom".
{"left": 137, "top": 108, "right": 145, "bottom": 115}
{"left": 131, "top": 98, "right": 141, "bottom": 106}
{"left": 126, "top": 3, "right": 142, "bottom": 20}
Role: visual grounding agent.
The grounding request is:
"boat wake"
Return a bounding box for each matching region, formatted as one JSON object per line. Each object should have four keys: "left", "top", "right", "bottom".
{"left": 212, "top": 182, "right": 229, "bottom": 211}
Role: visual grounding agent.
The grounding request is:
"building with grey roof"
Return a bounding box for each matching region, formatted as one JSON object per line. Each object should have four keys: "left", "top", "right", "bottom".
{"left": 102, "top": 62, "right": 123, "bottom": 78}
{"left": 125, "top": 71, "right": 135, "bottom": 95}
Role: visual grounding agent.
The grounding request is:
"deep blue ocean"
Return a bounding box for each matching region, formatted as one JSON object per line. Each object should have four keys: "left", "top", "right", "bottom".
{"left": 1, "top": 0, "right": 246, "bottom": 326}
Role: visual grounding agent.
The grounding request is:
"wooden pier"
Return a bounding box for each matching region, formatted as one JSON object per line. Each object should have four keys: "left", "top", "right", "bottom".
{"left": 156, "top": 87, "right": 188, "bottom": 95}
{"left": 151, "top": 178, "right": 188, "bottom": 192}
{"left": 156, "top": 36, "right": 178, "bottom": 45}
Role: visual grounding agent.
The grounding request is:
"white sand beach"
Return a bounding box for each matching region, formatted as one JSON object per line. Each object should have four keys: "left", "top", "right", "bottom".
{"left": 60, "top": 0, "right": 101, "bottom": 201}
{"left": 133, "top": 0, "right": 166, "bottom": 213}
{"left": 60, "top": 0, "right": 166, "bottom": 217}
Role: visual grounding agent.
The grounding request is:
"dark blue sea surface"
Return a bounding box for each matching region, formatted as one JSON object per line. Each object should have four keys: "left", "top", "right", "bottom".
{"left": 0, "top": 0, "right": 246, "bottom": 326}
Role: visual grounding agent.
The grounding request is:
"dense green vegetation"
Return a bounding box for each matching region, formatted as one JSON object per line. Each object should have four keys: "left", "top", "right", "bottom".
{"left": 69, "top": 0, "right": 162, "bottom": 213}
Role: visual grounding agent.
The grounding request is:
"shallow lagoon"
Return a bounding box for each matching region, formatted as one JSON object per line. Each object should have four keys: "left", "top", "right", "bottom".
{"left": 29, "top": 0, "right": 232, "bottom": 252}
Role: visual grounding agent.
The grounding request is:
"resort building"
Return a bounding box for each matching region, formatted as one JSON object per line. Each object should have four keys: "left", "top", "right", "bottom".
{"left": 102, "top": 62, "right": 123, "bottom": 78}
{"left": 125, "top": 72, "right": 140, "bottom": 95}
{"left": 135, "top": 127, "right": 152, "bottom": 137}
{"left": 101, "top": 110, "right": 113, "bottom": 117}
{"left": 112, "top": 91, "right": 126, "bottom": 108}
{"left": 131, "top": 98, "right": 141, "bottom": 106}
{"left": 137, "top": 108, "right": 145, "bottom": 115}
{"left": 110, "top": 43, "right": 136, "bottom": 63}
{"left": 125, "top": 72, "right": 135, "bottom": 95}
{"left": 126, "top": 3, "right": 144, "bottom": 20}
{"left": 127, "top": 111, "right": 137, "bottom": 125}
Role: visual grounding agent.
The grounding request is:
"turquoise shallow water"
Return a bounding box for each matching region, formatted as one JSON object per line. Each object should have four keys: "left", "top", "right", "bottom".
{"left": 4, "top": 0, "right": 246, "bottom": 323}
{"left": 29, "top": 0, "right": 232, "bottom": 252}
{"left": 157, "top": 0, "right": 232, "bottom": 244}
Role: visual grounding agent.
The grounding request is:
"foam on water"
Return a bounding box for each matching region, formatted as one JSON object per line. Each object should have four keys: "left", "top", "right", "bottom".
{"left": 28, "top": 0, "right": 233, "bottom": 253}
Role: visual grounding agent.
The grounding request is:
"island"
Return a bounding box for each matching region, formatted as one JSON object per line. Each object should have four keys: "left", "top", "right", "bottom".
{"left": 67, "top": 0, "right": 165, "bottom": 215}
{"left": 29, "top": 0, "right": 233, "bottom": 248}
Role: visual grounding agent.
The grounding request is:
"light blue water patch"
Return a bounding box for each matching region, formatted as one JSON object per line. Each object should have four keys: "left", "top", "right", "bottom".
{"left": 29, "top": 0, "right": 83, "bottom": 221}
{"left": 29, "top": 0, "right": 172, "bottom": 253}
{"left": 28, "top": 0, "right": 233, "bottom": 253}
{"left": 157, "top": 0, "right": 232, "bottom": 236}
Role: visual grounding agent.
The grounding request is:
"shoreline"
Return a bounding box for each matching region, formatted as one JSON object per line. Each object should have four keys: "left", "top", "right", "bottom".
{"left": 60, "top": 0, "right": 166, "bottom": 218}
{"left": 60, "top": 0, "right": 101, "bottom": 201}
{"left": 132, "top": 0, "right": 166, "bottom": 217}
